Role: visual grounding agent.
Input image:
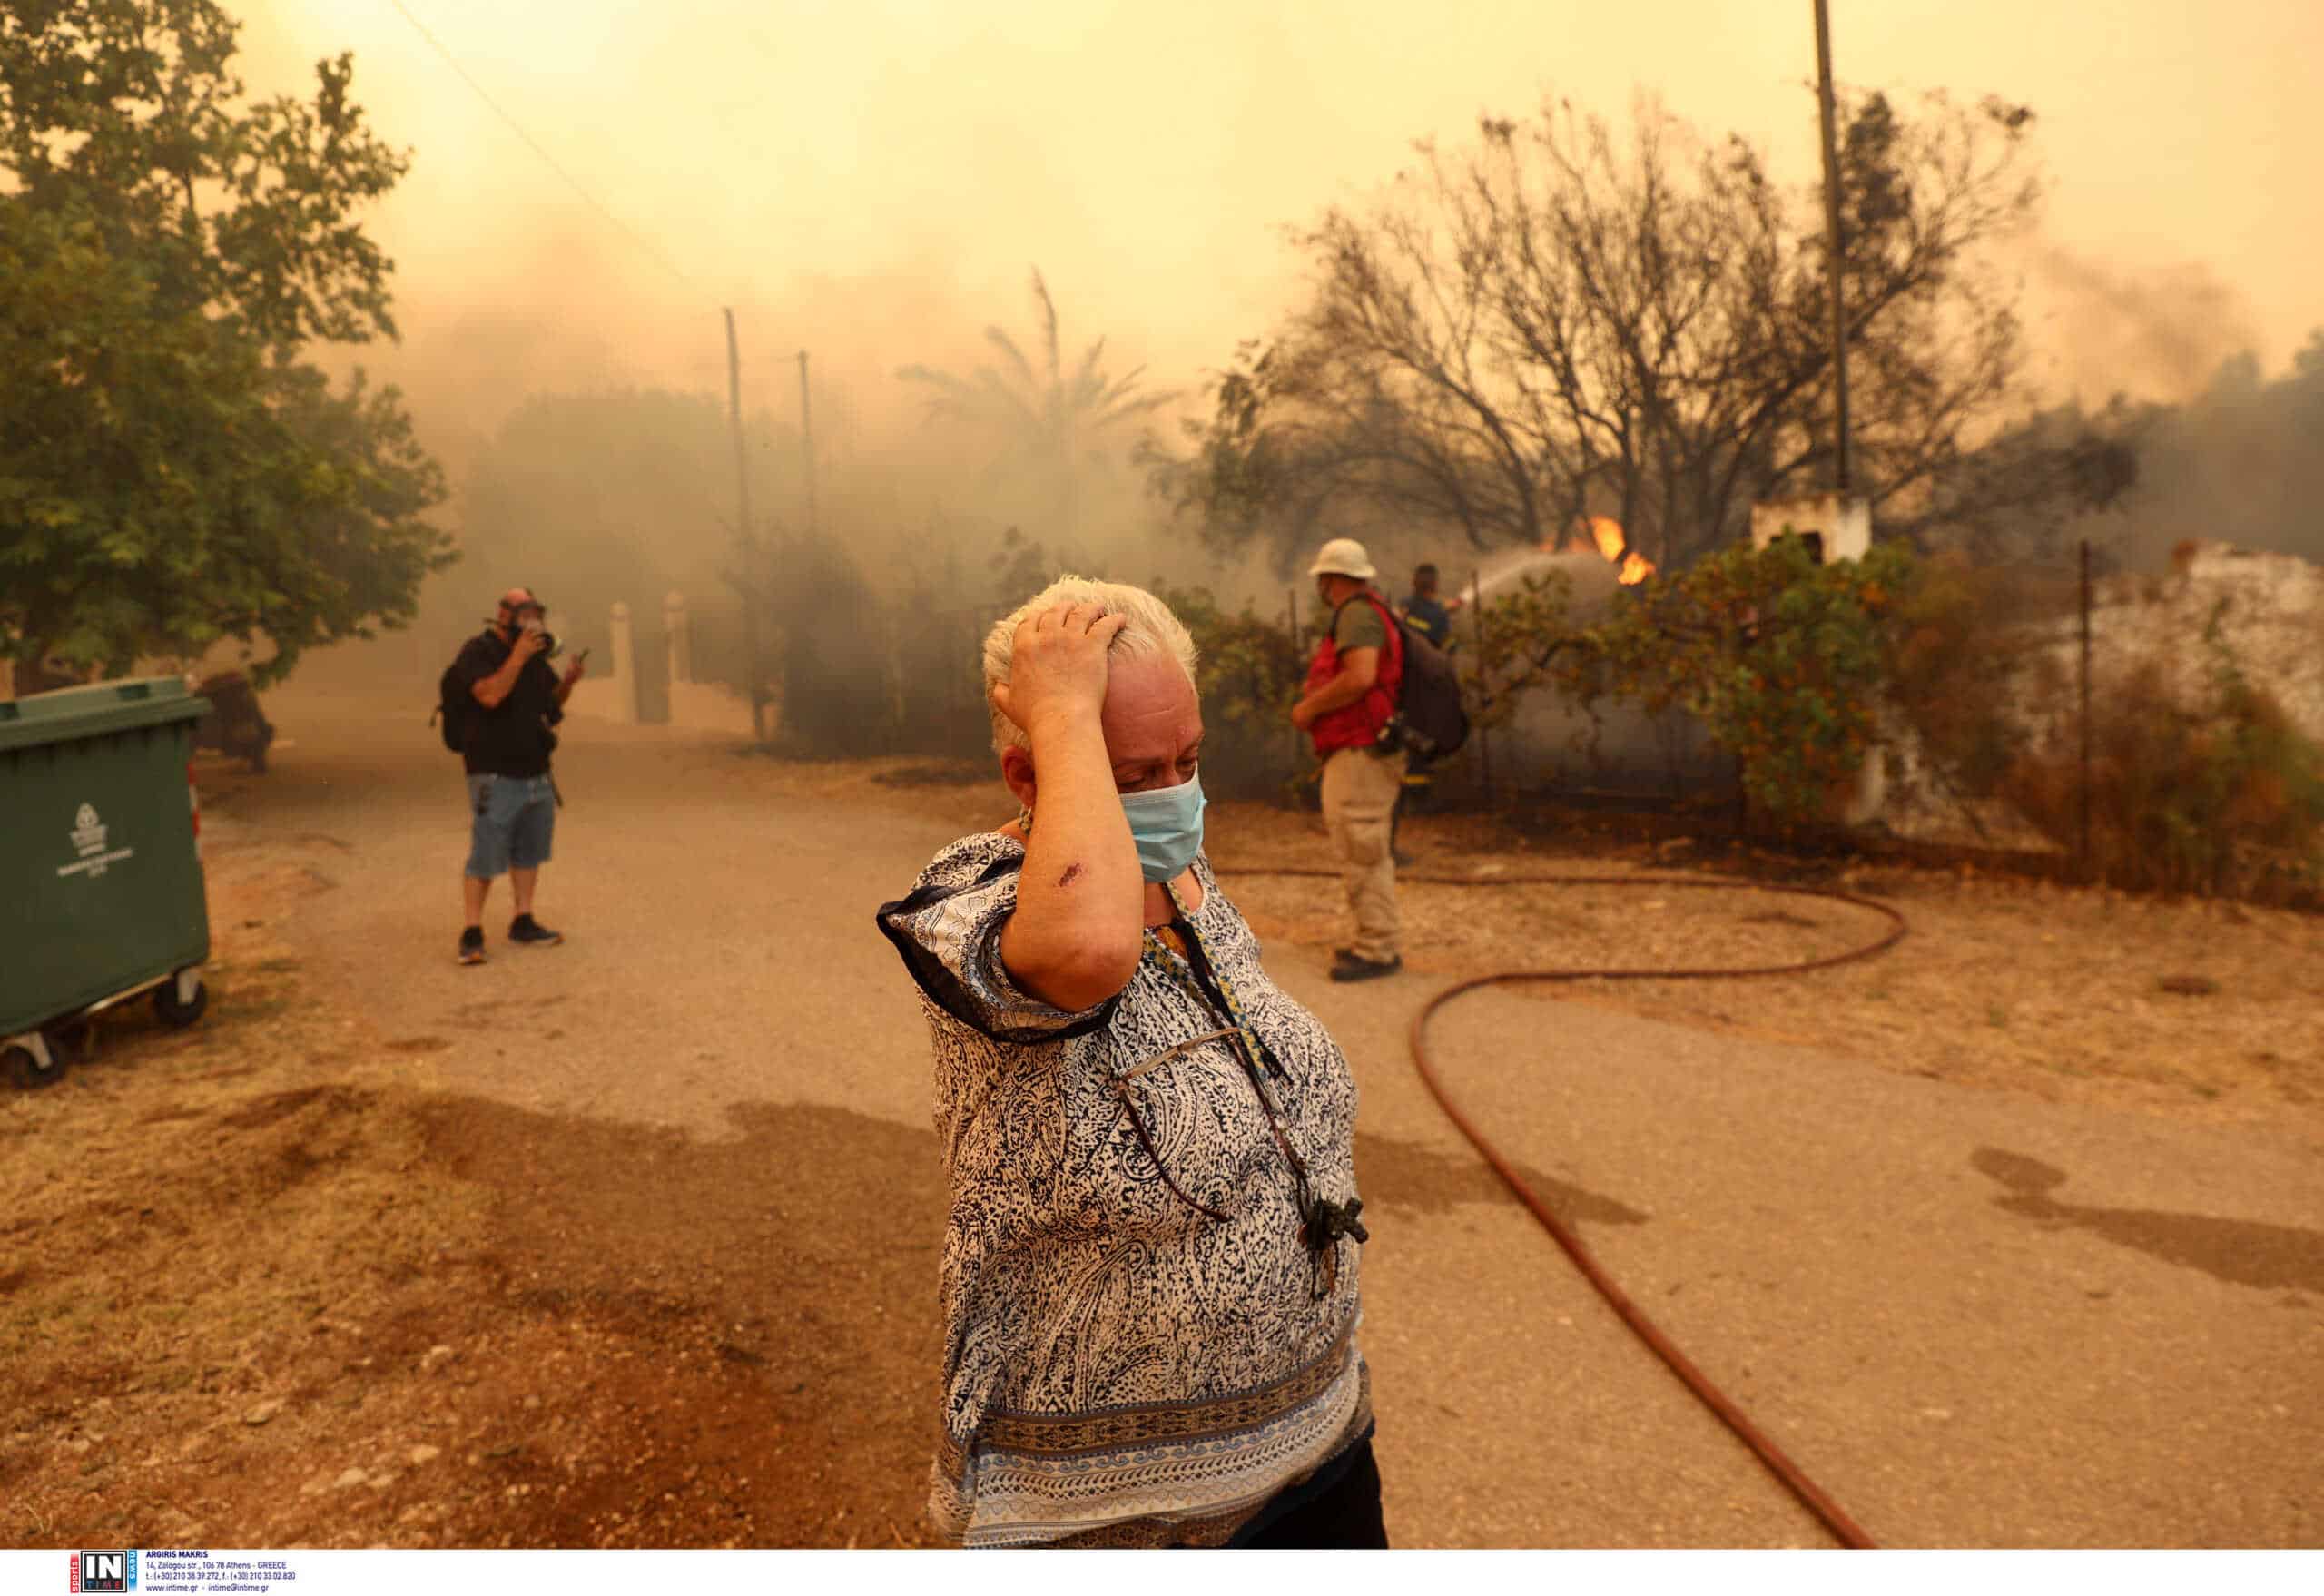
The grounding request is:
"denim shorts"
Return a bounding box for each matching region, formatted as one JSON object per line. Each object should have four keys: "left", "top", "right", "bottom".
{"left": 465, "top": 773, "right": 556, "bottom": 878}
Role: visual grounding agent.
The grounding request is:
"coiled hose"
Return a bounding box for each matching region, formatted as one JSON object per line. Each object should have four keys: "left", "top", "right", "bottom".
{"left": 1214, "top": 863, "right": 1906, "bottom": 1549}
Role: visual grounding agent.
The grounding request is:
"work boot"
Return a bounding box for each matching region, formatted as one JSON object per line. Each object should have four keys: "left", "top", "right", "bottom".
{"left": 457, "top": 926, "right": 487, "bottom": 966}
{"left": 1329, "top": 953, "right": 1403, "bottom": 983}
{"left": 508, "top": 913, "right": 564, "bottom": 948}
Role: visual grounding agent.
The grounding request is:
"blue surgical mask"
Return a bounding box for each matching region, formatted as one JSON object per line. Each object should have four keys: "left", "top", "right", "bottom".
{"left": 1120, "top": 773, "right": 1206, "bottom": 883}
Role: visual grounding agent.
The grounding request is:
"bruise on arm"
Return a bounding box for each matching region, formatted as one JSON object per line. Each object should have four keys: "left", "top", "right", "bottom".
{"left": 1057, "top": 862, "right": 1084, "bottom": 888}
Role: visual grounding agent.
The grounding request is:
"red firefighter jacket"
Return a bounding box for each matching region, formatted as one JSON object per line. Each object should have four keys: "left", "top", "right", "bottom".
{"left": 1305, "top": 592, "right": 1405, "bottom": 757}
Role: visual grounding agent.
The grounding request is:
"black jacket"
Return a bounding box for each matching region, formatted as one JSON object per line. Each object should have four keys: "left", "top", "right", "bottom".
{"left": 453, "top": 629, "right": 565, "bottom": 777}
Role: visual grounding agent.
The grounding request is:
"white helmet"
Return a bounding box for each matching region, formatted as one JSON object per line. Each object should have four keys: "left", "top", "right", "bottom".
{"left": 1308, "top": 537, "right": 1377, "bottom": 582}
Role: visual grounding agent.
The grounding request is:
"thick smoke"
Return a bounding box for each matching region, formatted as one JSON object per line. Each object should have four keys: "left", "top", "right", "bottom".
{"left": 231, "top": 1, "right": 2319, "bottom": 704}
{"left": 2028, "top": 249, "right": 2268, "bottom": 407}
{"left": 2073, "top": 337, "right": 2324, "bottom": 571}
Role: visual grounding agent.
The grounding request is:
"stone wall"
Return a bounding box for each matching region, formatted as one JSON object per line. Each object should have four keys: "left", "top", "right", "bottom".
{"left": 2020, "top": 542, "right": 2324, "bottom": 743}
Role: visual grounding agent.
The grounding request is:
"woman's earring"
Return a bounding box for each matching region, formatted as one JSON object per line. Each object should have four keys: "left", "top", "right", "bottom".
{"left": 1018, "top": 804, "right": 1032, "bottom": 836}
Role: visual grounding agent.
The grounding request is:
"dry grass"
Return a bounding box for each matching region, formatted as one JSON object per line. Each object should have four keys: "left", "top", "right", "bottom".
{"left": 0, "top": 832, "right": 944, "bottom": 1551}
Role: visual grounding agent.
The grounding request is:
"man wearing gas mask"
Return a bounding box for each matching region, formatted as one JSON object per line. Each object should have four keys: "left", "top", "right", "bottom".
{"left": 449, "top": 587, "right": 586, "bottom": 965}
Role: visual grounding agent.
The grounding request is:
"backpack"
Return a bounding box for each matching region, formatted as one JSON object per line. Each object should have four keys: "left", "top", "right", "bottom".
{"left": 1371, "top": 597, "right": 1470, "bottom": 760}
{"left": 432, "top": 659, "right": 471, "bottom": 754}
{"left": 433, "top": 632, "right": 499, "bottom": 754}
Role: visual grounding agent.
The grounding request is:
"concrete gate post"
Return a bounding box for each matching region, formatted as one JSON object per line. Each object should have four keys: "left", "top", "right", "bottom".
{"left": 665, "top": 591, "right": 692, "bottom": 686}
{"left": 609, "top": 600, "right": 639, "bottom": 724}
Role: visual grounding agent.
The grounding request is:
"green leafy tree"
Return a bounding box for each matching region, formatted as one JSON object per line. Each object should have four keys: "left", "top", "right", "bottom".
{"left": 988, "top": 526, "right": 1082, "bottom": 604}
{"left": 0, "top": 0, "right": 449, "bottom": 685}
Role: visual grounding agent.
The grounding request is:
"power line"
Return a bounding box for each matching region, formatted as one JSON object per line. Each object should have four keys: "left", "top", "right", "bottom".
{"left": 382, "top": 0, "right": 693, "bottom": 288}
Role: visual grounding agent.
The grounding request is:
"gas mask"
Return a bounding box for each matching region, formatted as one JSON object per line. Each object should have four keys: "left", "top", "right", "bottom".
{"left": 497, "top": 602, "right": 556, "bottom": 656}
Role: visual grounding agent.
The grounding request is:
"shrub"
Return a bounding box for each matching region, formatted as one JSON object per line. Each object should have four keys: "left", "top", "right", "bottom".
{"left": 734, "top": 527, "right": 891, "bottom": 755}
{"left": 1480, "top": 536, "right": 1917, "bottom": 826}
{"left": 2004, "top": 607, "right": 2324, "bottom": 897}
{"left": 866, "top": 573, "right": 1314, "bottom": 793}
{"left": 1156, "top": 583, "right": 1310, "bottom": 800}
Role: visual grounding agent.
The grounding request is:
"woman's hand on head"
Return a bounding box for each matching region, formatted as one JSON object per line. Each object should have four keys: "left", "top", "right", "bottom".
{"left": 990, "top": 602, "right": 1145, "bottom": 1010}
{"left": 991, "top": 603, "right": 1129, "bottom": 737}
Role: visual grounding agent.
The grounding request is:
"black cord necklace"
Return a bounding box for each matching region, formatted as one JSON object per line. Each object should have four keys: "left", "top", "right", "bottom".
{"left": 1110, "top": 880, "right": 1366, "bottom": 1293}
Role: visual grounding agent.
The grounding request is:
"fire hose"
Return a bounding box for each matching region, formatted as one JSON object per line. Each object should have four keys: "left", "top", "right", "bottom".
{"left": 1214, "top": 864, "right": 1907, "bottom": 1549}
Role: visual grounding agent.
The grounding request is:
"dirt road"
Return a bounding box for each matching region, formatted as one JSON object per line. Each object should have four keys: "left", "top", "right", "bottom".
{"left": 15, "top": 685, "right": 2321, "bottom": 1548}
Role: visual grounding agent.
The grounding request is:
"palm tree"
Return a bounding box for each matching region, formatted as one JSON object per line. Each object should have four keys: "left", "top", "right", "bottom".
{"left": 898, "top": 268, "right": 1174, "bottom": 536}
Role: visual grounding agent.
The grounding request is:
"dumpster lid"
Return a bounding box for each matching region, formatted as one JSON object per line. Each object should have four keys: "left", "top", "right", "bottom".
{"left": 0, "top": 676, "right": 212, "bottom": 754}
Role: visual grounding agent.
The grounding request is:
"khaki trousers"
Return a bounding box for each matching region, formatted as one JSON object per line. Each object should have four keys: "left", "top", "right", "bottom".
{"left": 1321, "top": 745, "right": 1407, "bottom": 962}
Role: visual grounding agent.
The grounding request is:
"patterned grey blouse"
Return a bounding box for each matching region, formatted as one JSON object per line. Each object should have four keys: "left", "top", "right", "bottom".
{"left": 876, "top": 832, "right": 1371, "bottom": 1547}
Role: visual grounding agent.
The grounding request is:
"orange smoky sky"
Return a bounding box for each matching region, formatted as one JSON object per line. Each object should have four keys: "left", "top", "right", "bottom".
{"left": 232, "top": 0, "right": 2321, "bottom": 442}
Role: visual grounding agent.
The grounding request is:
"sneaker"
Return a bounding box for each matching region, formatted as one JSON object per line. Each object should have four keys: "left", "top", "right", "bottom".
{"left": 458, "top": 926, "right": 487, "bottom": 966}
{"left": 1330, "top": 953, "right": 1403, "bottom": 983}
{"left": 508, "top": 913, "right": 564, "bottom": 948}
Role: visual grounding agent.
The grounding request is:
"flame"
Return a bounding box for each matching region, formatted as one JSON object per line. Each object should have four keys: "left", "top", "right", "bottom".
{"left": 1543, "top": 515, "right": 1657, "bottom": 585}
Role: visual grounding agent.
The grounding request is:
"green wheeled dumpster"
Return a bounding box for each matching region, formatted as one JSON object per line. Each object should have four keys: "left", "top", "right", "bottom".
{"left": 1, "top": 676, "right": 213, "bottom": 1089}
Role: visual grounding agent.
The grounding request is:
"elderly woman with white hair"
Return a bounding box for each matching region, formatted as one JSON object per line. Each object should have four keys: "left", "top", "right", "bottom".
{"left": 875, "top": 576, "right": 1384, "bottom": 1550}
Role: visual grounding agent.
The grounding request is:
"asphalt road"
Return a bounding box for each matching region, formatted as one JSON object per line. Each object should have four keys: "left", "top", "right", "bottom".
{"left": 225, "top": 684, "right": 2324, "bottom": 1549}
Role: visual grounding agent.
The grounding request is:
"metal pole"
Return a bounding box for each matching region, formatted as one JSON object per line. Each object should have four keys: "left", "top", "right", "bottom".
{"left": 1814, "top": 0, "right": 1853, "bottom": 494}
{"left": 725, "top": 308, "right": 768, "bottom": 743}
{"left": 1472, "top": 568, "right": 1492, "bottom": 805}
{"left": 797, "top": 350, "right": 818, "bottom": 537}
{"left": 1287, "top": 586, "right": 1304, "bottom": 773}
{"left": 2079, "top": 537, "right": 2093, "bottom": 875}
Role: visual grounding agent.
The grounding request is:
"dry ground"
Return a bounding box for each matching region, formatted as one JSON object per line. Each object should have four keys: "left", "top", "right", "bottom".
{"left": 4, "top": 749, "right": 2318, "bottom": 1550}
{"left": 2, "top": 802, "right": 941, "bottom": 1550}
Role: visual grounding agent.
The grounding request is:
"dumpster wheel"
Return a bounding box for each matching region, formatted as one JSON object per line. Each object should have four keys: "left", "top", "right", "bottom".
{"left": 3, "top": 1039, "right": 65, "bottom": 1090}
{"left": 153, "top": 972, "right": 209, "bottom": 1028}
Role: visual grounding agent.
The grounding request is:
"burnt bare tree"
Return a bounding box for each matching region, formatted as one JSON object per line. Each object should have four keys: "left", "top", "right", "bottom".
{"left": 1151, "top": 91, "right": 2075, "bottom": 571}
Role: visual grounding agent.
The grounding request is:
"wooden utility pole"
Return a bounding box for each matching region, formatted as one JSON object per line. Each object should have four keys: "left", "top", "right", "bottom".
{"left": 1814, "top": 0, "right": 1854, "bottom": 493}
{"left": 797, "top": 350, "right": 818, "bottom": 537}
{"left": 2079, "top": 537, "right": 2093, "bottom": 874}
{"left": 725, "top": 308, "right": 768, "bottom": 743}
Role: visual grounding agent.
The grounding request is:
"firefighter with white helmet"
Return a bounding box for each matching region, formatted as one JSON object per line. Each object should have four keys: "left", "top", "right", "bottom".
{"left": 1290, "top": 538, "right": 1407, "bottom": 981}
